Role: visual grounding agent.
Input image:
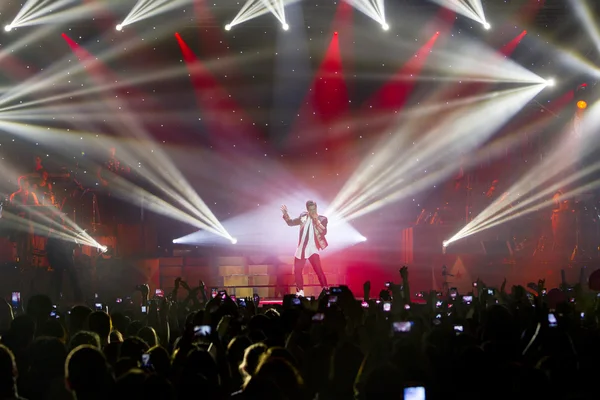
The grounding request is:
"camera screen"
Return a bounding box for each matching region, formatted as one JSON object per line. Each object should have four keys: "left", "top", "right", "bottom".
{"left": 404, "top": 386, "right": 426, "bottom": 400}
{"left": 141, "top": 306, "right": 147, "bottom": 313}
{"left": 383, "top": 302, "right": 391, "bottom": 312}
{"left": 194, "top": 325, "right": 212, "bottom": 337}
{"left": 11, "top": 292, "right": 20, "bottom": 307}
{"left": 361, "top": 301, "right": 369, "bottom": 308}
{"left": 487, "top": 289, "right": 494, "bottom": 295}
{"left": 385, "top": 282, "right": 391, "bottom": 287}
{"left": 454, "top": 325, "right": 464, "bottom": 332}
{"left": 312, "top": 313, "right": 325, "bottom": 321}
{"left": 94, "top": 303, "right": 102, "bottom": 310}
{"left": 331, "top": 287, "right": 342, "bottom": 294}
{"left": 548, "top": 313, "right": 557, "bottom": 327}
{"left": 238, "top": 298, "right": 246, "bottom": 307}
{"left": 435, "top": 301, "right": 443, "bottom": 308}
{"left": 462, "top": 296, "right": 473, "bottom": 303}
{"left": 393, "top": 321, "right": 412, "bottom": 332}
{"left": 142, "top": 354, "right": 150, "bottom": 366}
{"left": 212, "top": 289, "right": 218, "bottom": 298}
{"left": 116, "top": 298, "right": 123, "bottom": 303}
{"left": 155, "top": 289, "right": 164, "bottom": 297}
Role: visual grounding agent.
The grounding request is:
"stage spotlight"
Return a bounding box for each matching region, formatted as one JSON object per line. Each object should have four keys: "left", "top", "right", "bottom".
{"left": 100, "top": 245, "right": 108, "bottom": 253}
{"left": 334, "top": 31, "right": 338, "bottom": 35}
{"left": 282, "top": 23, "right": 289, "bottom": 31}
{"left": 4, "top": 25, "right": 12, "bottom": 32}
{"left": 577, "top": 100, "right": 588, "bottom": 110}
{"left": 484, "top": 22, "right": 491, "bottom": 30}
{"left": 230, "top": 238, "right": 238, "bottom": 244}
{"left": 546, "top": 78, "right": 556, "bottom": 87}
{"left": 225, "top": 24, "right": 231, "bottom": 31}
{"left": 359, "top": 236, "right": 367, "bottom": 242}
{"left": 382, "top": 23, "right": 390, "bottom": 31}
{"left": 442, "top": 240, "right": 449, "bottom": 248}
{"left": 116, "top": 24, "right": 123, "bottom": 31}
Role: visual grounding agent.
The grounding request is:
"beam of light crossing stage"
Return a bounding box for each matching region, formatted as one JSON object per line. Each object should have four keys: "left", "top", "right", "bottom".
{"left": 59, "top": 33, "right": 236, "bottom": 241}
{"left": 427, "top": 35, "right": 545, "bottom": 85}
{"left": 225, "top": 0, "right": 299, "bottom": 31}
{"left": 175, "top": 33, "right": 267, "bottom": 151}
{"left": 446, "top": 99, "right": 600, "bottom": 245}
{"left": 327, "top": 83, "right": 546, "bottom": 223}
{"left": 569, "top": 0, "right": 600, "bottom": 52}
{"left": 0, "top": 120, "right": 234, "bottom": 242}
{"left": 117, "top": 0, "right": 192, "bottom": 31}
{"left": 287, "top": 27, "right": 350, "bottom": 150}
{"left": 446, "top": 175, "right": 600, "bottom": 247}
{"left": 107, "top": 174, "right": 233, "bottom": 240}
{"left": 1, "top": 209, "right": 107, "bottom": 251}
{"left": 0, "top": 157, "right": 106, "bottom": 251}
{"left": 0, "top": 19, "right": 190, "bottom": 109}
{"left": 0, "top": 48, "right": 266, "bottom": 114}
{"left": 5, "top": 0, "right": 103, "bottom": 30}
{"left": 519, "top": 31, "right": 600, "bottom": 79}
{"left": 173, "top": 194, "right": 366, "bottom": 255}
{"left": 428, "top": 0, "right": 489, "bottom": 28}
{"left": 342, "top": 0, "right": 388, "bottom": 29}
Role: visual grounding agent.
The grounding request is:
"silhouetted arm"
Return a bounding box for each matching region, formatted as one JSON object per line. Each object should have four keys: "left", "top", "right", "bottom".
{"left": 283, "top": 213, "right": 302, "bottom": 226}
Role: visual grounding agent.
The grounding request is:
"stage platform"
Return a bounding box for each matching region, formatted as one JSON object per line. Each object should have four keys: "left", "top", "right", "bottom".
{"left": 0, "top": 222, "right": 596, "bottom": 302}
{"left": 0, "top": 253, "right": 349, "bottom": 302}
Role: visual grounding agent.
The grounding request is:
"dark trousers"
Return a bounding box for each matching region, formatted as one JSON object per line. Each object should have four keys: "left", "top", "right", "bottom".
{"left": 294, "top": 254, "right": 328, "bottom": 290}
{"left": 47, "top": 239, "right": 82, "bottom": 302}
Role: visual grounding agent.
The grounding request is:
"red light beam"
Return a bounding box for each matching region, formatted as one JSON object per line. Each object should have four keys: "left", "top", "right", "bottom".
{"left": 175, "top": 33, "right": 260, "bottom": 149}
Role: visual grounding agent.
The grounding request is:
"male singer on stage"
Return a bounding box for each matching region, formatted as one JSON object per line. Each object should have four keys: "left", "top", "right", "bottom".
{"left": 281, "top": 200, "right": 328, "bottom": 297}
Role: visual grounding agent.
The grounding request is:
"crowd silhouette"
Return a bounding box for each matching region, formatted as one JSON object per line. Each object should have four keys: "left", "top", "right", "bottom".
{"left": 0, "top": 265, "right": 598, "bottom": 399}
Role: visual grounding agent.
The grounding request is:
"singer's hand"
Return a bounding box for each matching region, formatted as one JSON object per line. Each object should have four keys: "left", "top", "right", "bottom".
{"left": 281, "top": 205, "right": 288, "bottom": 215}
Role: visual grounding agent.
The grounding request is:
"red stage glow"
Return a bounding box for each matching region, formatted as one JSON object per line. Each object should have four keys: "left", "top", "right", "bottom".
{"left": 365, "top": 32, "right": 440, "bottom": 113}
{"left": 501, "top": 30, "right": 528, "bottom": 56}
{"left": 289, "top": 24, "right": 349, "bottom": 152}
{"left": 175, "top": 33, "right": 260, "bottom": 149}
